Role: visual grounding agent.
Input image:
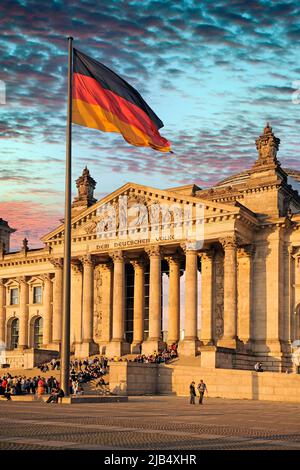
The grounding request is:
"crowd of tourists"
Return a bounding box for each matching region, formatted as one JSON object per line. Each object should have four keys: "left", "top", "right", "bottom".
{"left": 111, "top": 343, "right": 178, "bottom": 364}
{"left": 133, "top": 346, "right": 178, "bottom": 364}
{"left": 0, "top": 374, "right": 61, "bottom": 400}
{"left": 0, "top": 356, "right": 109, "bottom": 401}
{"left": 69, "top": 356, "right": 109, "bottom": 393}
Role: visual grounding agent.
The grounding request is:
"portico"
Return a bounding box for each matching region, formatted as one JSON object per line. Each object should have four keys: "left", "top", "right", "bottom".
{"left": 1, "top": 126, "right": 300, "bottom": 372}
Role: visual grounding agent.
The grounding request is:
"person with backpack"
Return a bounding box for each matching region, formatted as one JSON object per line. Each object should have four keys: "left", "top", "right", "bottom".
{"left": 197, "top": 379, "right": 208, "bottom": 405}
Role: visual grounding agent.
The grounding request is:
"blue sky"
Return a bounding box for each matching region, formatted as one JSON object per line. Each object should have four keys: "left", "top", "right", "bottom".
{"left": 1, "top": 0, "right": 300, "bottom": 248}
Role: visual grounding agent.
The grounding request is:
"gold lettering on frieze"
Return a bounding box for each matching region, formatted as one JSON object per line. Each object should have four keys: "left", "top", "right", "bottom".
{"left": 96, "top": 235, "right": 176, "bottom": 251}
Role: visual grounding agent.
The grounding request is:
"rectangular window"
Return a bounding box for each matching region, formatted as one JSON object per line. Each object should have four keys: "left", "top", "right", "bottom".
{"left": 10, "top": 288, "right": 19, "bottom": 305}
{"left": 33, "top": 286, "right": 42, "bottom": 304}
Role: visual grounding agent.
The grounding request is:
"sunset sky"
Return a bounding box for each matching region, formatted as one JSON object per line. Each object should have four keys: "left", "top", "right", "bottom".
{"left": 2, "top": 0, "right": 300, "bottom": 249}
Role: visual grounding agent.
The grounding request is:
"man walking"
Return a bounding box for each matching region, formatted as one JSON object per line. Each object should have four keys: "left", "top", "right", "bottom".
{"left": 189, "top": 381, "right": 196, "bottom": 404}
{"left": 197, "top": 379, "right": 208, "bottom": 405}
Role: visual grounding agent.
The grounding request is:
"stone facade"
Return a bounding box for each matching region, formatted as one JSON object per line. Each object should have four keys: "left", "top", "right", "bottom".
{"left": 1, "top": 125, "right": 300, "bottom": 371}
{"left": 109, "top": 361, "right": 300, "bottom": 403}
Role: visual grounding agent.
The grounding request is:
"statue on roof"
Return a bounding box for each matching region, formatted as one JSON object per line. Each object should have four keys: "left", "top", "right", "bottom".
{"left": 22, "top": 237, "right": 29, "bottom": 253}
{"left": 255, "top": 123, "right": 280, "bottom": 165}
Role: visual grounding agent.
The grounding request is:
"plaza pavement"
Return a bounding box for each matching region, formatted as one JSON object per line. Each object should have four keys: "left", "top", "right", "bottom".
{"left": 0, "top": 396, "right": 300, "bottom": 450}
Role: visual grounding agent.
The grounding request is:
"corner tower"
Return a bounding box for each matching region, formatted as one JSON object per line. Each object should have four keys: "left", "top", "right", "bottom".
{"left": 72, "top": 167, "right": 97, "bottom": 215}
{"left": 0, "top": 218, "right": 16, "bottom": 253}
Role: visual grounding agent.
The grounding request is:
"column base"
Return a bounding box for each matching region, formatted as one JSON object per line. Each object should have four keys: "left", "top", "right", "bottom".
{"left": 217, "top": 338, "right": 237, "bottom": 350}
{"left": 106, "top": 340, "right": 131, "bottom": 358}
{"left": 178, "top": 338, "right": 198, "bottom": 357}
{"left": 131, "top": 342, "right": 142, "bottom": 354}
{"left": 46, "top": 342, "right": 61, "bottom": 353}
{"left": 266, "top": 340, "right": 282, "bottom": 355}
{"left": 97, "top": 342, "right": 110, "bottom": 356}
{"left": 200, "top": 346, "right": 217, "bottom": 368}
{"left": 75, "top": 341, "right": 99, "bottom": 358}
{"left": 236, "top": 338, "right": 253, "bottom": 353}
{"left": 41, "top": 344, "right": 56, "bottom": 351}
{"left": 200, "top": 339, "right": 215, "bottom": 347}
{"left": 16, "top": 345, "right": 29, "bottom": 352}
{"left": 142, "top": 339, "right": 165, "bottom": 356}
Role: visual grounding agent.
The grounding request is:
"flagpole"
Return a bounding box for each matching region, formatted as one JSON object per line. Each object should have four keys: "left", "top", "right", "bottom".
{"left": 60, "top": 36, "right": 73, "bottom": 396}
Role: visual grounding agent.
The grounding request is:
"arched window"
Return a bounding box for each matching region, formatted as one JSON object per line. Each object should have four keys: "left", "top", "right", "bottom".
{"left": 33, "top": 317, "right": 43, "bottom": 349}
{"left": 11, "top": 318, "right": 19, "bottom": 349}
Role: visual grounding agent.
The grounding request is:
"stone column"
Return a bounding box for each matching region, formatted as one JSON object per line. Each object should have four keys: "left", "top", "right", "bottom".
{"left": 290, "top": 248, "right": 300, "bottom": 342}
{"left": 107, "top": 251, "right": 130, "bottom": 357}
{"left": 265, "top": 230, "right": 283, "bottom": 360}
{"left": 71, "top": 262, "right": 83, "bottom": 353}
{"left": 143, "top": 245, "right": 163, "bottom": 355}
{"left": 50, "top": 258, "right": 63, "bottom": 349}
{"left": 98, "top": 262, "right": 113, "bottom": 353}
{"left": 80, "top": 254, "right": 98, "bottom": 356}
{"left": 166, "top": 254, "right": 181, "bottom": 346}
{"left": 199, "top": 250, "right": 214, "bottom": 346}
{"left": 18, "top": 276, "right": 29, "bottom": 349}
{"left": 42, "top": 274, "right": 52, "bottom": 347}
{"left": 218, "top": 236, "right": 238, "bottom": 349}
{"left": 0, "top": 279, "right": 6, "bottom": 345}
{"left": 131, "top": 258, "right": 145, "bottom": 353}
{"left": 237, "top": 246, "right": 255, "bottom": 351}
{"left": 178, "top": 244, "right": 198, "bottom": 356}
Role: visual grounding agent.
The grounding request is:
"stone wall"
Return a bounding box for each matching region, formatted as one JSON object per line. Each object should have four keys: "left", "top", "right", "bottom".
{"left": 109, "top": 362, "right": 300, "bottom": 403}
{"left": 2, "top": 349, "right": 59, "bottom": 369}
{"left": 109, "top": 362, "right": 158, "bottom": 396}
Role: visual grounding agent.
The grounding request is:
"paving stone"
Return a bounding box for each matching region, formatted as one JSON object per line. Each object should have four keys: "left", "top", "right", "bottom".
{"left": 0, "top": 396, "right": 299, "bottom": 449}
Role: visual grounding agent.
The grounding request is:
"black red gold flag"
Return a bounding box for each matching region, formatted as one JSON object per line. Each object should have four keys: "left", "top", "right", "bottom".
{"left": 72, "top": 49, "right": 171, "bottom": 152}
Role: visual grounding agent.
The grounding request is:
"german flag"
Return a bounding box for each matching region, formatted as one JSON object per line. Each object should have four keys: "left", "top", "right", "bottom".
{"left": 72, "top": 49, "right": 171, "bottom": 152}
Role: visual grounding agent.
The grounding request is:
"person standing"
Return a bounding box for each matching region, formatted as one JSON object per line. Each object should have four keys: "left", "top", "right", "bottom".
{"left": 189, "top": 381, "right": 196, "bottom": 404}
{"left": 37, "top": 377, "right": 45, "bottom": 397}
{"left": 197, "top": 379, "right": 208, "bottom": 405}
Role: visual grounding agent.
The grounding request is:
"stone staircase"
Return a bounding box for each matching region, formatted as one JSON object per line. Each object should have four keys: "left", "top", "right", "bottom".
{"left": 81, "top": 375, "right": 111, "bottom": 396}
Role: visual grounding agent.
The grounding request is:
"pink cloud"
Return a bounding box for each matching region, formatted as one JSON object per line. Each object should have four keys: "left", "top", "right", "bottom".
{"left": 0, "top": 201, "right": 62, "bottom": 251}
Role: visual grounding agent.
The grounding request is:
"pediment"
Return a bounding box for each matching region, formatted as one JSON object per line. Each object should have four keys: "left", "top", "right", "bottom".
{"left": 41, "top": 182, "right": 242, "bottom": 246}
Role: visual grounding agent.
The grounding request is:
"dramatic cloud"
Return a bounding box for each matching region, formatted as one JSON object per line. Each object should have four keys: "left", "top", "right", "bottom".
{"left": 1, "top": 0, "right": 300, "bottom": 245}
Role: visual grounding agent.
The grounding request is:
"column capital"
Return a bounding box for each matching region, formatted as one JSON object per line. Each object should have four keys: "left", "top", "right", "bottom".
{"left": 180, "top": 242, "right": 198, "bottom": 254}
{"left": 71, "top": 261, "right": 83, "bottom": 274}
{"left": 0, "top": 278, "right": 6, "bottom": 288}
{"left": 130, "top": 257, "right": 146, "bottom": 270}
{"left": 165, "top": 253, "right": 181, "bottom": 267}
{"left": 198, "top": 248, "right": 215, "bottom": 261}
{"left": 49, "top": 257, "right": 63, "bottom": 269}
{"left": 80, "top": 254, "right": 95, "bottom": 267}
{"left": 108, "top": 250, "right": 125, "bottom": 262}
{"left": 99, "top": 261, "right": 113, "bottom": 272}
{"left": 145, "top": 245, "right": 162, "bottom": 258}
{"left": 220, "top": 234, "right": 238, "bottom": 250}
{"left": 237, "top": 244, "right": 256, "bottom": 259}
{"left": 17, "top": 276, "right": 28, "bottom": 286}
{"left": 40, "top": 273, "right": 53, "bottom": 283}
{"left": 290, "top": 245, "right": 300, "bottom": 257}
